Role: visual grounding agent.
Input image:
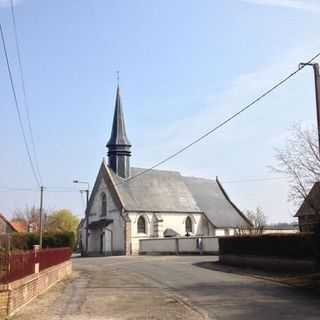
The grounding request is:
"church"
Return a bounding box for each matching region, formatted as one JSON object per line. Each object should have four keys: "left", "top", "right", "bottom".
{"left": 80, "top": 86, "right": 251, "bottom": 255}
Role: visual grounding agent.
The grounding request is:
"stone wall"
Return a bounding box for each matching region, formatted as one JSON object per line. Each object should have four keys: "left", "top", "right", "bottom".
{"left": 139, "top": 236, "right": 219, "bottom": 255}
{"left": 0, "top": 260, "right": 72, "bottom": 318}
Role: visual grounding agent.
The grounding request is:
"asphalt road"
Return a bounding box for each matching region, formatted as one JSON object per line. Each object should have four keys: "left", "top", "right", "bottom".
{"left": 73, "top": 255, "right": 320, "bottom": 320}
{"left": 11, "top": 255, "right": 320, "bottom": 320}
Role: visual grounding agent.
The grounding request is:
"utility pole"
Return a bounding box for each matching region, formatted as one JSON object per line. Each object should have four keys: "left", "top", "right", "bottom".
{"left": 39, "top": 186, "right": 44, "bottom": 248}
{"left": 73, "top": 180, "right": 90, "bottom": 256}
{"left": 85, "top": 189, "right": 89, "bottom": 255}
{"left": 299, "top": 62, "right": 320, "bottom": 156}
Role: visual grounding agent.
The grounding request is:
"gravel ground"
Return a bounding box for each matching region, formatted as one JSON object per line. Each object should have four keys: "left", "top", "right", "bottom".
{"left": 10, "top": 259, "right": 203, "bottom": 320}
{"left": 10, "top": 255, "right": 320, "bottom": 320}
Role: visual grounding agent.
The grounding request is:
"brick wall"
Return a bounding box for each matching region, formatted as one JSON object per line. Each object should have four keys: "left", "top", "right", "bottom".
{"left": 0, "top": 260, "right": 72, "bottom": 318}
{"left": 0, "top": 290, "right": 9, "bottom": 318}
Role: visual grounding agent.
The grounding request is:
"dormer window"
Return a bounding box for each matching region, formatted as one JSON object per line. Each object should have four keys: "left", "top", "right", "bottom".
{"left": 101, "top": 192, "right": 107, "bottom": 216}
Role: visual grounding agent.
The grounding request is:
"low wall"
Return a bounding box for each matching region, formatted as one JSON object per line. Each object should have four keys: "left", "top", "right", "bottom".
{"left": 0, "top": 260, "right": 72, "bottom": 318}
{"left": 139, "top": 236, "right": 219, "bottom": 255}
{"left": 220, "top": 254, "right": 317, "bottom": 273}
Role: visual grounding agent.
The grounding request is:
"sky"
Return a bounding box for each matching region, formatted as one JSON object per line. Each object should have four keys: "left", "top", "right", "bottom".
{"left": 1, "top": 0, "right": 320, "bottom": 223}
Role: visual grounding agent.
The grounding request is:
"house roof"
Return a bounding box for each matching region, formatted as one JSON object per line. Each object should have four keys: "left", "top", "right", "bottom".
{"left": 105, "top": 162, "right": 250, "bottom": 228}
{"left": 0, "top": 213, "right": 19, "bottom": 232}
{"left": 295, "top": 182, "right": 320, "bottom": 217}
{"left": 10, "top": 221, "right": 27, "bottom": 233}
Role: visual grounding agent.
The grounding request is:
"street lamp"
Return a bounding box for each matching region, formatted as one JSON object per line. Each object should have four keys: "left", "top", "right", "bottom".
{"left": 299, "top": 62, "right": 320, "bottom": 156}
{"left": 73, "top": 180, "right": 90, "bottom": 256}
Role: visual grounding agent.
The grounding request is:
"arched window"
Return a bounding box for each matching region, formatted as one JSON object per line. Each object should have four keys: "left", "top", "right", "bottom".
{"left": 185, "top": 216, "right": 193, "bottom": 233}
{"left": 101, "top": 192, "right": 107, "bottom": 216}
{"left": 137, "top": 216, "right": 146, "bottom": 234}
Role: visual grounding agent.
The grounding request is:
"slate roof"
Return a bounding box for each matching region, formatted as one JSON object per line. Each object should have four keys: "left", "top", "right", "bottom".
{"left": 106, "top": 86, "right": 131, "bottom": 147}
{"left": 106, "top": 163, "right": 250, "bottom": 227}
{"left": 183, "top": 176, "right": 250, "bottom": 227}
{"left": 109, "top": 167, "right": 201, "bottom": 213}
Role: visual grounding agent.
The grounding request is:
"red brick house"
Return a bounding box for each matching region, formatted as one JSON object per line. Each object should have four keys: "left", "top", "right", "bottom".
{"left": 0, "top": 213, "right": 18, "bottom": 234}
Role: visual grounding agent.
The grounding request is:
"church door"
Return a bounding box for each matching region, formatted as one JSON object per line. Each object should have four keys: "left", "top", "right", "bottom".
{"left": 100, "top": 232, "right": 104, "bottom": 254}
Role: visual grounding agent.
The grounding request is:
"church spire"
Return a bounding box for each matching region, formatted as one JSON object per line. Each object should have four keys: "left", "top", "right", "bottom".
{"left": 106, "top": 85, "right": 131, "bottom": 179}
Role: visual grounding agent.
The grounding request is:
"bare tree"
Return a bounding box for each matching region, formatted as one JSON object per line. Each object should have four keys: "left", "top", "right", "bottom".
{"left": 12, "top": 206, "right": 50, "bottom": 232}
{"left": 246, "top": 207, "right": 267, "bottom": 233}
{"left": 236, "top": 207, "right": 267, "bottom": 235}
{"left": 272, "top": 124, "right": 320, "bottom": 207}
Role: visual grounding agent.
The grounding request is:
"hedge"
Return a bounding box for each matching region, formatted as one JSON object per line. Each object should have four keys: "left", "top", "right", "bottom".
{"left": 9, "top": 231, "right": 75, "bottom": 251}
{"left": 219, "top": 233, "right": 315, "bottom": 259}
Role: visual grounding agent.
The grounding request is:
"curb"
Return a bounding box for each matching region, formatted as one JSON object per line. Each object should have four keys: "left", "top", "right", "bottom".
{"left": 165, "top": 289, "right": 209, "bottom": 320}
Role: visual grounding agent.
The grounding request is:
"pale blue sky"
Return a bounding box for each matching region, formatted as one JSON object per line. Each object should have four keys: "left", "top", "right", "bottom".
{"left": 1, "top": 0, "right": 320, "bottom": 223}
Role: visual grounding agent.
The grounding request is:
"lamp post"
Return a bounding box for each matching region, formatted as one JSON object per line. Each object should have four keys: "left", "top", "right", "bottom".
{"left": 299, "top": 62, "right": 320, "bottom": 156}
{"left": 73, "top": 180, "right": 89, "bottom": 256}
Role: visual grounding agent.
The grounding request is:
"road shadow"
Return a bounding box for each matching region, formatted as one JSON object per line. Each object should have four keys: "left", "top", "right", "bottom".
{"left": 193, "top": 261, "right": 320, "bottom": 295}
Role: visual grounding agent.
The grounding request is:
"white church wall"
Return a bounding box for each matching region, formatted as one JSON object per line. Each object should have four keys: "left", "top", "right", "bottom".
{"left": 213, "top": 228, "right": 236, "bottom": 236}
{"left": 208, "top": 222, "right": 216, "bottom": 235}
{"left": 158, "top": 213, "right": 203, "bottom": 236}
{"left": 128, "top": 212, "right": 153, "bottom": 254}
{"left": 80, "top": 223, "right": 86, "bottom": 251}
{"left": 88, "top": 230, "right": 100, "bottom": 252}
{"left": 215, "top": 229, "right": 226, "bottom": 236}
{"left": 87, "top": 177, "right": 125, "bottom": 254}
{"left": 129, "top": 212, "right": 208, "bottom": 254}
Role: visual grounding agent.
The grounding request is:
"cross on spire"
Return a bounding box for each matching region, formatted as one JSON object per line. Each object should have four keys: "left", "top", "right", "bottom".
{"left": 116, "top": 70, "right": 120, "bottom": 85}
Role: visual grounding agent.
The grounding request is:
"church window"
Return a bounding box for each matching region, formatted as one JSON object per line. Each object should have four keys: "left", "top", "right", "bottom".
{"left": 185, "top": 216, "right": 193, "bottom": 233}
{"left": 101, "top": 192, "right": 107, "bottom": 216}
{"left": 137, "top": 216, "right": 146, "bottom": 234}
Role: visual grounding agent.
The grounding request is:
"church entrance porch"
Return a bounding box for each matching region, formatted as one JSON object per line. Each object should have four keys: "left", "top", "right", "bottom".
{"left": 87, "top": 218, "right": 113, "bottom": 256}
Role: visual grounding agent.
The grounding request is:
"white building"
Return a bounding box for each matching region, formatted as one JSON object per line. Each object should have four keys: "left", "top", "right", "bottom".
{"left": 80, "top": 86, "right": 251, "bottom": 255}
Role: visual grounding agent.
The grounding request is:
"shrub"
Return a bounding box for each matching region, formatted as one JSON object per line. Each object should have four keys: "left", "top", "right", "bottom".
{"left": 9, "top": 231, "right": 75, "bottom": 251}
{"left": 219, "top": 233, "right": 315, "bottom": 259}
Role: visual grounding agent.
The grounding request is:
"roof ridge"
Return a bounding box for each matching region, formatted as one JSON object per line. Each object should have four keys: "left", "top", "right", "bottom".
{"left": 131, "top": 166, "right": 182, "bottom": 175}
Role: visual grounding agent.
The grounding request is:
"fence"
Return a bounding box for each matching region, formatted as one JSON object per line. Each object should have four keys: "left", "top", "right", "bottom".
{"left": 38, "top": 248, "right": 72, "bottom": 271}
{"left": 0, "top": 247, "right": 71, "bottom": 284}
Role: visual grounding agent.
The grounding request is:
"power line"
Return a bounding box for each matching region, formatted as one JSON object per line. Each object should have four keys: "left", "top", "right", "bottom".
{"left": 10, "top": 0, "right": 43, "bottom": 184}
{"left": 0, "top": 186, "right": 80, "bottom": 193}
{"left": 222, "top": 176, "right": 289, "bottom": 184}
{"left": 0, "top": 24, "right": 41, "bottom": 187}
{"left": 0, "top": 187, "right": 37, "bottom": 192}
{"left": 118, "top": 51, "right": 320, "bottom": 187}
